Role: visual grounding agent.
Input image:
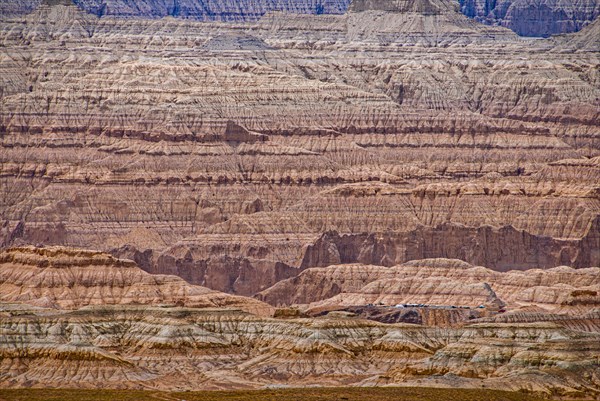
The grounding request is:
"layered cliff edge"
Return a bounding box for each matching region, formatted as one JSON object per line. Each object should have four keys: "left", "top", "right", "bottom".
{"left": 0, "top": 0, "right": 599, "bottom": 395}
{"left": 257, "top": 258, "right": 600, "bottom": 315}
{"left": 459, "top": 0, "right": 600, "bottom": 37}
{"left": 1, "top": 248, "right": 600, "bottom": 394}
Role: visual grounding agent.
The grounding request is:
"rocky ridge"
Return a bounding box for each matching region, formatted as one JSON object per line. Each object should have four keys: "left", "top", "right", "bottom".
{"left": 258, "top": 259, "right": 600, "bottom": 314}
{"left": 0, "top": 246, "right": 274, "bottom": 316}
{"left": 0, "top": 0, "right": 599, "bottom": 395}
{"left": 459, "top": 0, "right": 600, "bottom": 37}
{"left": 148, "top": 214, "right": 600, "bottom": 295}
{"left": 0, "top": 246, "right": 599, "bottom": 394}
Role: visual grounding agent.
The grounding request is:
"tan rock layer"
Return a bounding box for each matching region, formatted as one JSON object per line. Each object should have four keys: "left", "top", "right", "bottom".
{"left": 0, "top": 304, "right": 599, "bottom": 396}
{"left": 0, "top": 246, "right": 274, "bottom": 316}
{"left": 257, "top": 259, "right": 600, "bottom": 316}
{"left": 145, "top": 217, "right": 599, "bottom": 296}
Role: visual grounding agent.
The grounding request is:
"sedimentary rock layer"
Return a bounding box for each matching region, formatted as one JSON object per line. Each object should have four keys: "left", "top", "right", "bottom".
{"left": 1, "top": 304, "right": 599, "bottom": 396}
{"left": 149, "top": 214, "right": 600, "bottom": 295}
{"left": 477, "top": 310, "right": 600, "bottom": 333}
{"left": 0, "top": 246, "right": 273, "bottom": 316}
{"left": 459, "top": 0, "right": 600, "bottom": 36}
{"left": 258, "top": 259, "right": 600, "bottom": 315}
{"left": 4, "top": 0, "right": 597, "bottom": 37}
{"left": 0, "top": 1, "right": 599, "bottom": 396}
{"left": 72, "top": 0, "right": 352, "bottom": 19}
{"left": 0, "top": 1, "right": 599, "bottom": 297}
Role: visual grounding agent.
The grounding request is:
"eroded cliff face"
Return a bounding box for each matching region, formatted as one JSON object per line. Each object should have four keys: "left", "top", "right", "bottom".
{"left": 1, "top": 1, "right": 599, "bottom": 298}
{"left": 300, "top": 217, "right": 600, "bottom": 271}
{"left": 257, "top": 258, "right": 600, "bottom": 313}
{"left": 0, "top": 247, "right": 599, "bottom": 394}
{"left": 4, "top": 0, "right": 598, "bottom": 38}
{"left": 386, "top": 322, "right": 600, "bottom": 397}
{"left": 141, "top": 209, "right": 599, "bottom": 295}
{"left": 459, "top": 0, "right": 600, "bottom": 36}
{"left": 556, "top": 17, "right": 600, "bottom": 51}
{"left": 0, "top": 0, "right": 351, "bottom": 19}
{"left": 478, "top": 310, "right": 600, "bottom": 333}
{"left": 1, "top": 1, "right": 599, "bottom": 395}
{"left": 0, "top": 0, "right": 42, "bottom": 17}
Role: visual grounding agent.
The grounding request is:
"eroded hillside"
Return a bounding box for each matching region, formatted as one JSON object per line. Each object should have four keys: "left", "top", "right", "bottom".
{"left": 0, "top": 0, "right": 599, "bottom": 394}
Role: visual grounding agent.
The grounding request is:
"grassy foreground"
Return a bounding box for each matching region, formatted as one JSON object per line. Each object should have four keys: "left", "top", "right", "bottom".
{"left": 0, "top": 387, "right": 552, "bottom": 401}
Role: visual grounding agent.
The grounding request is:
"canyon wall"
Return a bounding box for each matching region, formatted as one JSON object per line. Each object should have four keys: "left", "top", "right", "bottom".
{"left": 0, "top": 0, "right": 599, "bottom": 395}
{"left": 0, "top": 246, "right": 274, "bottom": 315}
{"left": 1, "top": 245, "right": 599, "bottom": 395}
{"left": 258, "top": 259, "right": 600, "bottom": 311}
{"left": 72, "top": 0, "right": 352, "bottom": 19}
{"left": 1, "top": 0, "right": 599, "bottom": 297}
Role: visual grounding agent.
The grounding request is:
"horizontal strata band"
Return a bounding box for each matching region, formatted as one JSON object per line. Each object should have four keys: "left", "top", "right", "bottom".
{"left": 0, "top": 0, "right": 599, "bottom": 395}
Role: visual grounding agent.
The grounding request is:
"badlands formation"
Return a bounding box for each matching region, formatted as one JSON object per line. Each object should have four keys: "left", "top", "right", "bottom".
{"left": 2, "top": 0, "right": 599, "bottom": 37}
{"left": 0, "top": 0, "right": 599, "bottom": 396}
{"left": 459, "top": 0, "right": 600, "bottom": 36}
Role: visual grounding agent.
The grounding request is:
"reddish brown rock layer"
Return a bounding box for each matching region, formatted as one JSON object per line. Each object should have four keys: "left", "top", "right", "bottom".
{"left": 0, "top": 1, "right": 599, "bottom": 298}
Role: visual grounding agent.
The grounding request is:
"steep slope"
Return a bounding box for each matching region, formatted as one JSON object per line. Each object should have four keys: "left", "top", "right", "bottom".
{"left": 0, "top": 1, "right": 41, "bottom": 17}
{"left": 152, "top": 213, "right": 599, "bottom": 295}
{"left": 6, "top": 0, "right": 598, "bottom": 38}
{"left": 0, "top": 246, "right": 273, "bottom": 316}
{"left": 477, "top": 310, "right": 600, "bottom": 332}
{"left": 345, "top": 0, "right": 517, "bottom": 44}
{"left": 386, "top": 322, "right": 600, "bottom": 396}
{"left": 555, "top": 17, "right": 600, "bottom": 52}
{"left": 72, "top": 0, "right": 352, "bottom": 19}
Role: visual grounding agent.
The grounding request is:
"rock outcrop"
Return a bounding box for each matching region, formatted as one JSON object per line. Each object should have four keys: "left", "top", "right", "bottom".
{"left": 556, "top": 17, "right": 600, "bottom": 52}
{"left": 150, "top": 216, "right": 599, "bottom": 295}
{"left": 74, "top": 0, "right": 352, "bottom": 19}
{"left": 6, "top": 0, "right": 598, "bottom": 38}
{"left": 386, "top": 322, "right": 600, "bottom": 397}
{"left": 0, "top": 246, "right": 274, "bottom": 316}
{"left": 0, "top": 0, "right": 41, "bottom": 17}
{"left": 477, "top": 310, "right": 600, "bottom": 333}
{"left": 258, "top": 259, "right": 600, "bottom": 315}
{"left": 0, "top": 0, "right": 599, "bottom": 395}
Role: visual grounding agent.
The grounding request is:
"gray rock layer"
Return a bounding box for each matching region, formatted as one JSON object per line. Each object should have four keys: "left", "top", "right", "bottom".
{"left": 459, "top": 0, "right": 600, "bottom": 36}
{"left": 72, "top": 0, "right": 352, "bottom": 19}
{"left": 3, "top": 0, "right": 598, "bottom": 37}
